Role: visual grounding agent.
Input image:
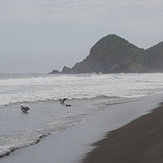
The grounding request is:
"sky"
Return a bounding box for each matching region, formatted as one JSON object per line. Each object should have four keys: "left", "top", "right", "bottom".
{"left": 0, "top": 0, "right": 163, "bottom": 73}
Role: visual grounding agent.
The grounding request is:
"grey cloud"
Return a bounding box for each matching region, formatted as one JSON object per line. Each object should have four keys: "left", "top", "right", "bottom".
{"left": 0, "top": 0, "right": 163, "bottom": 24}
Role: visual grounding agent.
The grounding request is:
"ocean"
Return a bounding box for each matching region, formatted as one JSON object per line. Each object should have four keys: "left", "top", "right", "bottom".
{"left": 1, "top": 73, "right": 163, "bottom": 158}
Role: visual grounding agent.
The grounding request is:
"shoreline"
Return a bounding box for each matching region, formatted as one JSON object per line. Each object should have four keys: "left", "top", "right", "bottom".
{"left": 1, "top": 94, "right": 163, "bottom": 163}
{"left": 82, "top": 102, "right": 163, "bottom": 163}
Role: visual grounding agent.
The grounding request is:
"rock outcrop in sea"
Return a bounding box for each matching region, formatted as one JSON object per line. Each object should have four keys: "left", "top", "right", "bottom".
{"left": 50, "top": 34, "right": 163, "bottom": 74}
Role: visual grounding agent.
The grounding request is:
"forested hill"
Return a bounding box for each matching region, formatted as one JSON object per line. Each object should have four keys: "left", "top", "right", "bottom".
{"left": 50, "top": 34, "right": 163, "bottom": 74}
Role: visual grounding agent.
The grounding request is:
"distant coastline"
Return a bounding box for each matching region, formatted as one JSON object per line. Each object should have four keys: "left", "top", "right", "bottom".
{"left": 50, "top": 34, "right": 163, "bottom": 74}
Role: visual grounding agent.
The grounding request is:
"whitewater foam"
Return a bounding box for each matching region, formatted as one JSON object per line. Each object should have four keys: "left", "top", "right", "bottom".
{"left": 1, "top": 73, "right": 163, "bottom": 157}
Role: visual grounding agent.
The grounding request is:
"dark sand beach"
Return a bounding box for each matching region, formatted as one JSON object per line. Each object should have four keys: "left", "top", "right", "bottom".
{"left": 83, "top": 102, "right": 163, "bottom": 163}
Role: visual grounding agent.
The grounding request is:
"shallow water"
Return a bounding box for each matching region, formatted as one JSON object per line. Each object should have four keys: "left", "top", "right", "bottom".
{"left": 1, "top": 73, "right": 163, "bottom": 157}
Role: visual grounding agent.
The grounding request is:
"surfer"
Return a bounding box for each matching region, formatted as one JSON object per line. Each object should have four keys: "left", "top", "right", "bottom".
{"left": 21, "top": 105, "right": 30, "bottom": 113}
{"left": 59, "top": 98, "right": 71, "bottom": 107}
{"left": 59, "top": 98, "right": 67, "bottom": 104}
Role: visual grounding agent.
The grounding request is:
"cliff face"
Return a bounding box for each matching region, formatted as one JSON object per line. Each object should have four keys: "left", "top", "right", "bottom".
{"left": 144, "top": 42, "right": 163, "bottom": 72}
{"left": 51, "top": 34, "right": 163, "bottom": 74}
{"left": 69, "top": 34, "right": 145, "bottom": 73}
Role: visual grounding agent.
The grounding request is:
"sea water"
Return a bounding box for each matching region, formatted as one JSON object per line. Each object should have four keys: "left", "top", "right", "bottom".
{"left": 1, "top": 73, "right": 163, "bottom": 157}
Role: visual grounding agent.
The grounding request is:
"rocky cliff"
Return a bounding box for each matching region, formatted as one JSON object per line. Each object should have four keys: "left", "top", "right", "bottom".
{"left": 50, "top": 34, "right": 163, "bottom": 74}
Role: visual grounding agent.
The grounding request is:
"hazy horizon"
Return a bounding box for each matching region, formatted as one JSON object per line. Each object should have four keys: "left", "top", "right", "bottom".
{"left": 0, "top": 0, "right": 163, "bottom": 73}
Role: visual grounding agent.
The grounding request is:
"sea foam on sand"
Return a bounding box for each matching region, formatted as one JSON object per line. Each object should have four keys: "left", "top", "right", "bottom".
{"left": 1, "top": 94, "right": 163, "bottom": 163}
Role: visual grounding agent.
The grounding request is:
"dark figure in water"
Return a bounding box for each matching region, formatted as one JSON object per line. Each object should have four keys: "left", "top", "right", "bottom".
{"left": 66, "top": 104, "right": 71, "bottom": 107}
{"left": 59, "top": 98, "right": 67, "bottom": 104}
{"left": 59, "top": 98, "right": 71, "bottom": 107}
{"left": 21, "top": 105, "right": 30, "bottom": 113}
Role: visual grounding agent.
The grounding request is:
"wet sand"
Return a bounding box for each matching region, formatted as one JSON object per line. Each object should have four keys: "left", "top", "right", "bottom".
{"left": 83, "top": 102, "right": 163, "bottom": 163}
{"left": 1, "top": 94, "right": 163, "bottom": 163}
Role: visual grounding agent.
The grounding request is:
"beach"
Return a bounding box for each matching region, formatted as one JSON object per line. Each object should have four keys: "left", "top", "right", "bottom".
{"left": 83, "top": 101, "right": 163, "bottom": 163}
{"left": 1, "top": 94, "right": 163, "bottom": 163}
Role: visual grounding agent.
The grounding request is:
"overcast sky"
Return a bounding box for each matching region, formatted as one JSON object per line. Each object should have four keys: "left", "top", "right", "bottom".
{"left": 0, "top": 0, "right": 163, "bottom": 73}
